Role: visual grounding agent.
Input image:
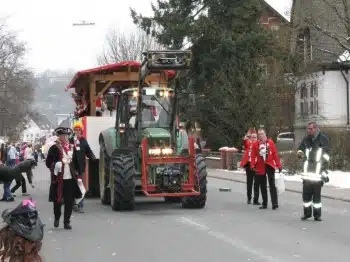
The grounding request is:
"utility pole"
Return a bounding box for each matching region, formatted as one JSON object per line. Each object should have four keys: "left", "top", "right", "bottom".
{"left": 72, "top": 20, "right": 96, "bottom": 26}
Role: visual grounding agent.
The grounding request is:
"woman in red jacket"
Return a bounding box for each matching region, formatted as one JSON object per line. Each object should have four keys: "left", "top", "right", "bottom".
{"left": 240, "top": 129, "right": 260, "bottom": 205}
{"left": 251, "top": 128, "right": 282, "bottom": 210}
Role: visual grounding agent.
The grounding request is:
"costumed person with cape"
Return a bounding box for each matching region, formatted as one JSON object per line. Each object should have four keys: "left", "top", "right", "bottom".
{"left": 0, "top": 199, "right": 44, "bottom": 261}
{"left": 70, "top": 121, "right": 96, "bottom": 213}
{"left": 46, "top": 127, "right": 83, "bottom": 230}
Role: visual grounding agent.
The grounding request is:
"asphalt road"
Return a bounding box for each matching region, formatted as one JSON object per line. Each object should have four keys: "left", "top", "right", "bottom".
{"left": 1, "top": 163, "right": 350, "bottom": 261}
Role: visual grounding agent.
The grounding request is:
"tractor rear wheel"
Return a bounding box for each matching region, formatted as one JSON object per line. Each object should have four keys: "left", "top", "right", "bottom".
{"left": 182, "top": 155, "right": 207, "bottom": 209}
{"left": 99, "top": 145, "right": 111, "bottom": 205}
{"left": 110, "top": 154, "right": 135, "bottom": 211}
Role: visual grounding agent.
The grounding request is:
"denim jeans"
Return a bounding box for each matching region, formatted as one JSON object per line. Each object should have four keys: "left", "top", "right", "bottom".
{"left": 3, "top": 182, "right": 13, "bottom": 200}
{"left": 78, "top": 198, "right": 84, "bottom": 208}
{"left": 7, "top": 159, "right": 16, "bottom": 168}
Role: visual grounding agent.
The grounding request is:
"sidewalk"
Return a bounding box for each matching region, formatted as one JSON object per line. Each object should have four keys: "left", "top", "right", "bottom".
{"left": 208, "top": 168, "right": 350, "bottom": 202}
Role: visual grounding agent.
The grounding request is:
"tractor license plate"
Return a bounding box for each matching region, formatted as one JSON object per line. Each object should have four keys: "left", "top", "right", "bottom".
{"left": 156, "top": 167, "right": 165, "bottom": 174}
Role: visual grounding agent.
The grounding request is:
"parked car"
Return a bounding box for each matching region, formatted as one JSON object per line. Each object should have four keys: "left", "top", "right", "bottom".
{"left": 276, "top": 132, "right": 295, "bottom": 152}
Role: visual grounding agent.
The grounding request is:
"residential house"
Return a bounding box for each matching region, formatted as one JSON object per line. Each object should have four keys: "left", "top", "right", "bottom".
{"left": 21, "top": 113, "right": 55, "bottom": 142}
{"left": 260, "top": 1, "right": 294, "bottom": 133}
{"left": 260, "top": 1, "right": 289, "bottom": 30}
{"left": 56, "top": 113, "right": 71, "bottom": 127}
{"left": 290, "top": 0, "right": 350, "bottom": 142}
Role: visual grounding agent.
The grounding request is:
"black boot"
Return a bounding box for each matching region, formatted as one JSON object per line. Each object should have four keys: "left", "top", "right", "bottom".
{"left": 54, "top": 219, "right": 59, "bottom": 228}
{"left": 64, "top": 223, "right": 72, "bottom": 230}
{"left": 259, "top": 205, "right": 267, "bottom": 209}
{"left": 73, "top": 204, "right": 79, "bottom": 212}
{"left": 272, "top": 205, "right": 279, "bottom": 210}
{"left": 301, "top": 216, "right": 311, "bottom": 221}
{"left": 253, "top": 200, "right": 261, "bottom": 205}
{"left": 314, "top": 217, "right": 322, "bottom": 221}
{"left": 247, "top": 199, "right": 251, "bottom": 204}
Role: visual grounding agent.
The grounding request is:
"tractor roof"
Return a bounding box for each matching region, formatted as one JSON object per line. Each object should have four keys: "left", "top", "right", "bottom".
{"left": 65, "top": 61, "right": 176, "bottom": 91}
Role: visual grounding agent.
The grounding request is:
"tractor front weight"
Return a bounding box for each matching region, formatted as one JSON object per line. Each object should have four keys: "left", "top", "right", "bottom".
{"left": 141, "top": 136, "right": 200, "bottom": 197}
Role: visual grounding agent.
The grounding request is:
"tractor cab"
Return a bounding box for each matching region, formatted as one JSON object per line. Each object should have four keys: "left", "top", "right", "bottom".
{"left": 112, "top": 86, "right": 176, "bottom": 156}
{"left": 117, "top": 87, "right": 175, "bottom": 131}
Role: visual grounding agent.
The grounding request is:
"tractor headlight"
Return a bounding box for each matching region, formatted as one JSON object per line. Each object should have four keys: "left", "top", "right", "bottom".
{"left": 149, "top": 148, "right": 161, "bottom": 155}
{"left": 148, "top": 148, "right": 173, "bottom": 155}
{"left": 162, "top": 148, "right": 173, "bottom": 155}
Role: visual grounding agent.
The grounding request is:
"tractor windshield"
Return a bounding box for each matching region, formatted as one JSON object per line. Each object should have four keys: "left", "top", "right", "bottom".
{"left": 141, "top": 94, "right": 173, "bottom": 128}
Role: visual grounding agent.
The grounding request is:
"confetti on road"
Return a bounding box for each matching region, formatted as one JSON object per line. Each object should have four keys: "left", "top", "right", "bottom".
{"left": 219, "top": 188, "right": 231, "bottom": 192}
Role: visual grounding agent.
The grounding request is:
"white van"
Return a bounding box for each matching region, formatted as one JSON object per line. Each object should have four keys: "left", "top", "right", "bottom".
{"left": 276, "top": 132, "right": 295, "bottom": 152}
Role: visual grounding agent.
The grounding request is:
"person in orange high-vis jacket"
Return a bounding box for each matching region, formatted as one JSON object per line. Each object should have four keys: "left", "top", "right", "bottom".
{"left": 240, "top": 129, "right": 260, "bottom": 205}
{"left": 251, "top": 128, "right": 282, "bottom": 210}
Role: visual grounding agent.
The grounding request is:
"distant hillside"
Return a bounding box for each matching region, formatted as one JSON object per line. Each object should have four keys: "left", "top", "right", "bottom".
{"left": 32, "top": 70, "right": 76, "bottom": 124}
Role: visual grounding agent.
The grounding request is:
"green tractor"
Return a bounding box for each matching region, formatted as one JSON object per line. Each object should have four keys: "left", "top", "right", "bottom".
{"left": 98, "top": 50, "right": 208, "bottom": 211}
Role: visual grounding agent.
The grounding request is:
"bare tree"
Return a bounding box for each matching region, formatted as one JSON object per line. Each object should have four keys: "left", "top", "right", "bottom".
{"left": 97, "top": 28, "right": 163, "bottom": 64}
{"left": 0, "top": 19, "right": 34, "bottom": 138}
{"left": 291, "top": 0, "right": 350, "bottom": 61}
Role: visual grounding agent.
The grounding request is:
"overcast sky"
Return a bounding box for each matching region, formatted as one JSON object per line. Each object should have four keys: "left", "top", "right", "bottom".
{"left": 0, "top": 0, "right": 292, "bottom": 73}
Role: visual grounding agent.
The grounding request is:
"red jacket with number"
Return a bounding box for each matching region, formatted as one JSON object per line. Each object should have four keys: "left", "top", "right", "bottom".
{"left": 240, "top": 139, "right": 256, "bottom": 167}
{"left": 250, "top": 139, "right": 282, "bottom": 175}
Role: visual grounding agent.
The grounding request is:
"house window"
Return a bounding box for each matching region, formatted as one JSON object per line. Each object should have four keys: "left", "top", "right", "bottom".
{"left": 310, "top": 81, "right": 318, "bottom": 97}
{"left": 300, "top": 83, "right": 307, "bottom": 99}
{"left": 314, "top": 100, "right": 319, "bottom": 114}
{"left": 258, "top": 63, "right": 268, "bottom": 80}
{"left": 296, "top": 28, "right": 312, "bottom": 62}
{"left": 304, "top": 102, "right": 309, "bottom": 115}
{"left": 300, "top": 102, "right": 304, "bottom": 115}
{"left": 301, "top": 101, "right": 309, "bottom": 116}
{"left": 270, "top": 25, "right": 279, "bottom": 31}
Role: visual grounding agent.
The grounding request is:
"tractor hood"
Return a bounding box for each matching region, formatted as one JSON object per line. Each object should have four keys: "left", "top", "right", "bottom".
{"left": 142, "top": 128, "right": 171, "bottom": 139}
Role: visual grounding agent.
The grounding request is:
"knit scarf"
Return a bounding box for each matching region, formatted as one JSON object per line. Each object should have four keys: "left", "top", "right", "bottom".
{"left": 56, "top": 141, "right": 72, "bottom": 204}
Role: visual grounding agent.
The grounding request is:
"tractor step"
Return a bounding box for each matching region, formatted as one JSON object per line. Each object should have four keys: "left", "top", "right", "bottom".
{"left": 142, "top": 190, "right": 200, "bottom": 197}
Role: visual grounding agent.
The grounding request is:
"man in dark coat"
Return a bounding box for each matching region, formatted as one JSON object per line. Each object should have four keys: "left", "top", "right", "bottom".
{"left": 0, "top": 159, "right": 37, "bottom": 201}
{"left": 46, "top": 127, "right": 82, "bottom": 230}
{"left": 70, "top": 121, "right": 96, "bottom": 213}
{"left": 10, "top": 162, "right": 35, "bottom": 197}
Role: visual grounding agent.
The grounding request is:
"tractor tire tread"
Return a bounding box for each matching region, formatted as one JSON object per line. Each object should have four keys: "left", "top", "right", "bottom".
{"left": 111, "top": 154, "right": 135, "bottom": 211}
{"left": 182, "top": 155, "right": 207, "bottom": 209}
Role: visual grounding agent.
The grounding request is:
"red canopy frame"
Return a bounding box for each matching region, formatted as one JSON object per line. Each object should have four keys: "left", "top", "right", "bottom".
{"left": 65, "top": 61, "right": 176, "bottom": 116}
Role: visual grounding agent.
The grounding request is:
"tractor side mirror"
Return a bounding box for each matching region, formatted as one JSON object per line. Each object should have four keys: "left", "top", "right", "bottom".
{"left": 105, "top": 94, "right": 115, "bottom": 111}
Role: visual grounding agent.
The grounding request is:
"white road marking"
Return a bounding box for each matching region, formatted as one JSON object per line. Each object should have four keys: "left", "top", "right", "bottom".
{"left": 177, "top": 216, "right": 279, "bottom": 262}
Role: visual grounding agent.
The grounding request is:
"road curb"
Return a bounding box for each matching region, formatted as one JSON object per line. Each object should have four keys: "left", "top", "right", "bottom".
{"left": 208, "top": 175, "right": 350, "bottom": 203}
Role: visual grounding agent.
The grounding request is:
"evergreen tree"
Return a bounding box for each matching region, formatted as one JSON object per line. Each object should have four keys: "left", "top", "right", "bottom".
{"left": 131, "top": 0, "right": 283, "bottom": 147}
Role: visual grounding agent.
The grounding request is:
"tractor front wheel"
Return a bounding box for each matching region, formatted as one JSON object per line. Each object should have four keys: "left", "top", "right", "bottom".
{"left": 182, "top": 155, "right": 207, "bottom": 209}
{"left": 110, "top": 154, "right": 135, "bottom": 211}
